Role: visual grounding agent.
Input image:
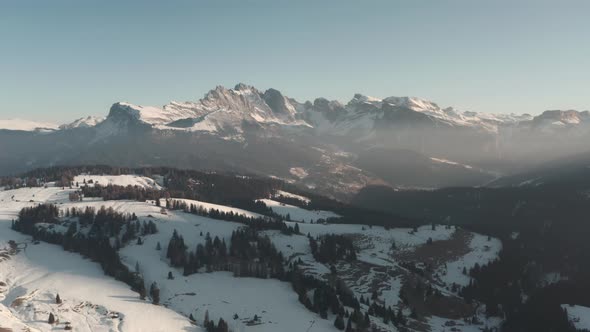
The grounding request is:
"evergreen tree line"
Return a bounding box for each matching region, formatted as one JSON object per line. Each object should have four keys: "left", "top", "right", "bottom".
{"left": 166, "top": 228, "right": 287, "bottom": 279}
{"left": 168, "top": 199, "right": 300, "bottom": 235}
{"left": 81, "top": 183, "right": 162, "bottom": 202}
{"left": 5, "top": 165, "right": 415, "bottom": 229}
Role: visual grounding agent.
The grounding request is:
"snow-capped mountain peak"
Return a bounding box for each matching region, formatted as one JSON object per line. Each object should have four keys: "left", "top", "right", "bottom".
{"left": 12, "top": 84, "right": 587, "bottom": 152}
{"left": 107, "top": 102, "right": 196, "bottom": 126}
{"left": 59, "top": 115, "right": 105, "bottom": 130}
{"left": 98, "top": 85, "right": 311, "bottom": 139}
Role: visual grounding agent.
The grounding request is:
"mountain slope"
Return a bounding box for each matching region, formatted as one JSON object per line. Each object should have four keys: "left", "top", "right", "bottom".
{"left": 488, "top": 150, "right": 590, "bottom": 189}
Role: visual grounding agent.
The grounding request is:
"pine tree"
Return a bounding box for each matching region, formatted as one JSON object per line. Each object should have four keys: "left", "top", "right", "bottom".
{"left": 396, "top": 307, "right": 404, "bottom": 324}
{"left": 139, "top": 282, "right": 147, "bottom": 300}
{"left": 204, "top": 310, "right": 210, "bottom": 325}
{"left": 56, "top": 293, "right": 62, "bottom": 304}
{"left": 168, "top": 271, "right": 174, "bottom": 280}
{"left": 150, "top": 282, "right": 160, "bottom": 305}
{"left": 345, "top": 318, "right": 353, "bottom": 332}
{"left": 217, "top": 318, "right": 229, "bottom": 332}
{"left": 48, "top": 312, "right": 56, "bottom": 324}
{"left": 334, "top": 314, "right": 345, "bottom": 330}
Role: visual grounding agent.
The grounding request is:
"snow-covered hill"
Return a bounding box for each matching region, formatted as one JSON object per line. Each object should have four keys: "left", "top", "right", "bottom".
{"left": 0, "top": 176, "right": 504, "bottom": 331}
{"left": 0, "top": 119, "right": 58, "bottom": 132}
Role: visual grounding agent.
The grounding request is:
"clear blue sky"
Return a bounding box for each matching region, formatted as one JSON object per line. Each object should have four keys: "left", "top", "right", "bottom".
{"left": 1, "top": 0, "right": 589, "bottom": 122}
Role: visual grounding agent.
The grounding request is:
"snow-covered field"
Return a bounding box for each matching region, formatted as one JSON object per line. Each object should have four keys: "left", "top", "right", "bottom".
{"left": 0, "top": 177, "right": 504, "bottom": 331}
{"left": 167, "top": 198, "right": 263, "bottom": 219}
{"left": 562, "top": 304, "right": 590, "bottom": 331}
{"left": 257, "top": 199, "right": 339, "bottom": 222}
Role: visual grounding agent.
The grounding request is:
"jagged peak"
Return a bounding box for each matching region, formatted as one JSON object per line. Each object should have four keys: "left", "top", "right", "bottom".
{"left": 349, "top": 93, "right": 381, "bottom": 105}
{"left": 234, "top": 82, "right": 255, "bottom": 91}
{"left": 60, "top": 115, "right": 105, "bottom": 130}
{"left": 533, "top": 109, "right": 589, "bottom": 125}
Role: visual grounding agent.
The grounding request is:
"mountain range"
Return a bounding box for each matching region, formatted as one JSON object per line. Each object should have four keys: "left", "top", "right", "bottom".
{"left": 1, "top": 83, "right": 589, "bottom": 199}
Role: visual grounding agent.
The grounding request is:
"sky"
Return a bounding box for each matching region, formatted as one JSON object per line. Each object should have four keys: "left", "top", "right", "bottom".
{"left": 0, "top": 0, "right": 589, "bottom": 123}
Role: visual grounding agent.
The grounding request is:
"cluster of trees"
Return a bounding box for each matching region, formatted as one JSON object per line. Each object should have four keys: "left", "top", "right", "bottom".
{"left": 291, "top": 267, "right": 356, "bottom": 314}
{"left": 309, "top": 234, "right": 357, "bottom": 263}
{"left": 165, "top": 225, "right": 413, "bottom": 329}
{"left": 228, "top": 228, "right": 286, "bottom": 278}
{"left": 203, "top": 316, "right": 229, "bottom": 332}
{"left": 366, "top": 301, "right": 407, "bottom": 328}
{"left": 58, "top": 206, "right": 156, "bottom": 245}
{"left": 460, "top": 235, "right": 587, "bottom": 331}
{"left": 287, "top": 265, "right": 389, "bottom": 331}
{"left": 166, "top": 227, "right": 286, "bottom": 279}
{"left": 166, "top": 229, "right": 189, "bottom": 267}
{"left": 15, "top": 204, "right": 60, "bottom": 232}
